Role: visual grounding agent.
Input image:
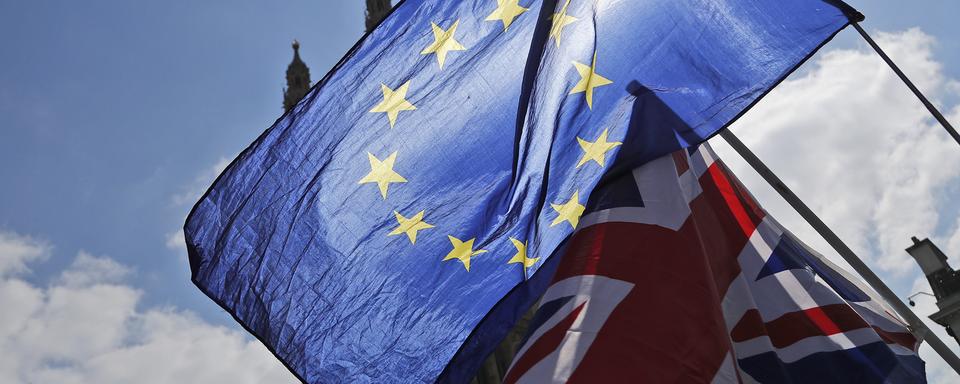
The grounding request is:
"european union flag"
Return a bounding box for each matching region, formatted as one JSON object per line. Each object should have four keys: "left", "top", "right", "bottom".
{"left": 185, "top": 0, "right": 859, "bottom": 382}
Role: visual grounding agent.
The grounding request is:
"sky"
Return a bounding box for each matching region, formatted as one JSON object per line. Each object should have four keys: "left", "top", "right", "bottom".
{"left": 1, "top": 0, "right": 959, "bottom": 382}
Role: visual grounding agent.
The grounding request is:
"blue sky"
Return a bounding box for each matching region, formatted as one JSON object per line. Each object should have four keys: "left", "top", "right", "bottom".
{"left": 0, "top": 1, "right": 372, "bottom": 324}
{"left": 1, "top": 0, "right": 959, "bottom": 382}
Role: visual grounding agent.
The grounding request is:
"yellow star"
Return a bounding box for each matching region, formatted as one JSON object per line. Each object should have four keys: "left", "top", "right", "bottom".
{"left": 358, "top": 151, "right": 407, "bottom": 199}
{"left": 369, "top": 81, "right": 416, "bottom": 128}
{"left": 421, "top": 20, "right": 466, "bottom": 70}
{"left": 443, "top": 235, "right": 487, "bottom": 271}
{"left": 549, "top": 0, "right": 578, "bottom": 47}
{"left": 508, "top": 237, "right": 538, "bottom": 269}
{"left": 388, "top": 210, "right": 435, "bottom": 245}
{"left": 570, "top": 51, "right": 613, "bottom": 109}
{"left": 576, "top": 128, "right": 622, "bottom": 168}
{"left": 551, "top": 191, "right": 585, "bottom": 229}
{"left": 485, "top": 0, "right": 529, "bottom": 31}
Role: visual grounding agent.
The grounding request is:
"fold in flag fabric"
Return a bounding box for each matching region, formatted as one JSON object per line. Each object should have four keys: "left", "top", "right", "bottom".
{"left": 184, "top": 0, "right": 861, "bottom": 382}
{"left": 505, "top": 143, "right": 925, "bottom": 383}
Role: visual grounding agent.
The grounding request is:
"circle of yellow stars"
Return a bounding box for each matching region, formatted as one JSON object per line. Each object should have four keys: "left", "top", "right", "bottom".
{"left": 355, "top": 0, "right": 621, "bottom": 273}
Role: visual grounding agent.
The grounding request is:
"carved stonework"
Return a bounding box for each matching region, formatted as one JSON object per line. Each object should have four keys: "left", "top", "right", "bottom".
{"left": 283, "top": 40, "right": 311, "bottom": 112}
{"left": 365, "top": 0, "right": 393, "bottom": 32}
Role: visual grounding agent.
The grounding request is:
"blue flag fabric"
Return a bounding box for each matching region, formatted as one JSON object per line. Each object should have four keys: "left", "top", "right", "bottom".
{"left": 185, "top": 1, "right": 857, "bottom": 382}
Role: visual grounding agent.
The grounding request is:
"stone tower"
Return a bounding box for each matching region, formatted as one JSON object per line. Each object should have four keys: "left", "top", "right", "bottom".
{"left": 365, "top": 0, "right": 392, "bottom": 32}
{"left": 283, "top": 40, "right": 311, "bottom": 112}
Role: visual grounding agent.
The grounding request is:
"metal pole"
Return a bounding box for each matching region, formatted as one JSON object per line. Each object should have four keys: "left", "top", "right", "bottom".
{"left": 852, "top": 22, "right": 960, "bottom": 147}
{"left": 718, "top": 129, "right": 960, "bottom": 374}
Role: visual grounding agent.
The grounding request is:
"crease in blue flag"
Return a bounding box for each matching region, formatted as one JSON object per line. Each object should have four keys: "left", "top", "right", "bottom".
{"left": 184, "top": 0, "right": 858, "bottom": 382}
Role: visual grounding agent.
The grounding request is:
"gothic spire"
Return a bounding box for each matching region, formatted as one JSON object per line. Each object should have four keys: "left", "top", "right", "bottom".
{"left": 283, "top": 40, "right": 311, "bottom": 112}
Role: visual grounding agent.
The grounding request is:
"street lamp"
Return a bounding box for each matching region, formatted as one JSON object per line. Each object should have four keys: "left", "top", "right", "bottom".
{"left": 907, "top": 237, "right": 960, "bottom": 344}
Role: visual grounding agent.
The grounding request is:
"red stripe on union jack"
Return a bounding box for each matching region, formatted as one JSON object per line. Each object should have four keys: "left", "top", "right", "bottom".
{"left": 505, "top": 144, "right": 924, "bottom": 383}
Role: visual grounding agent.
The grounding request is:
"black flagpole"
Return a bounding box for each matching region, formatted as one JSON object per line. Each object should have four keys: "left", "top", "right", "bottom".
{"left": 852, "top": 22, "right": 960, "bottom": 147}
{"left": 718, "top": 129, "right": 960, "bottom": 375}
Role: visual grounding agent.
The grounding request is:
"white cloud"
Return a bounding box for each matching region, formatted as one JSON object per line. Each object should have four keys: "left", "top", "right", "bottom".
{"left": 0, "top": 231, "right": 50, "bottom": 277}
{"left": 165, "top": 230, "right": 186, "bottom": 252}
{"left": 167, "top": 157, "right": 231, "bottom": 258}
{"left": 945, "top": 215, "right": 960, "bottom": 260}
{"left": 57, "top": 251, "right": 132, "bottom": 288}
{"left": 947, "top": 80, "right": 960, "bottom": 96}
{"left": 712, "top": 28, "right": 960, "bottom": 382}
{"left": 0, "top": 231, "right": 296, "bottom": 384}
{"left": 714, "top": 27, "right": 960, "bottom": 273}
{"left": 171, "top": 157, "right": 231, "bottom": 207}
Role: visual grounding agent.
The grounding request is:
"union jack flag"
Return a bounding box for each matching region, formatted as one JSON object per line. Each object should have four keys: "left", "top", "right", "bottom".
{"left": 504, "top": 144, "right": 925, "bottom": 383}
